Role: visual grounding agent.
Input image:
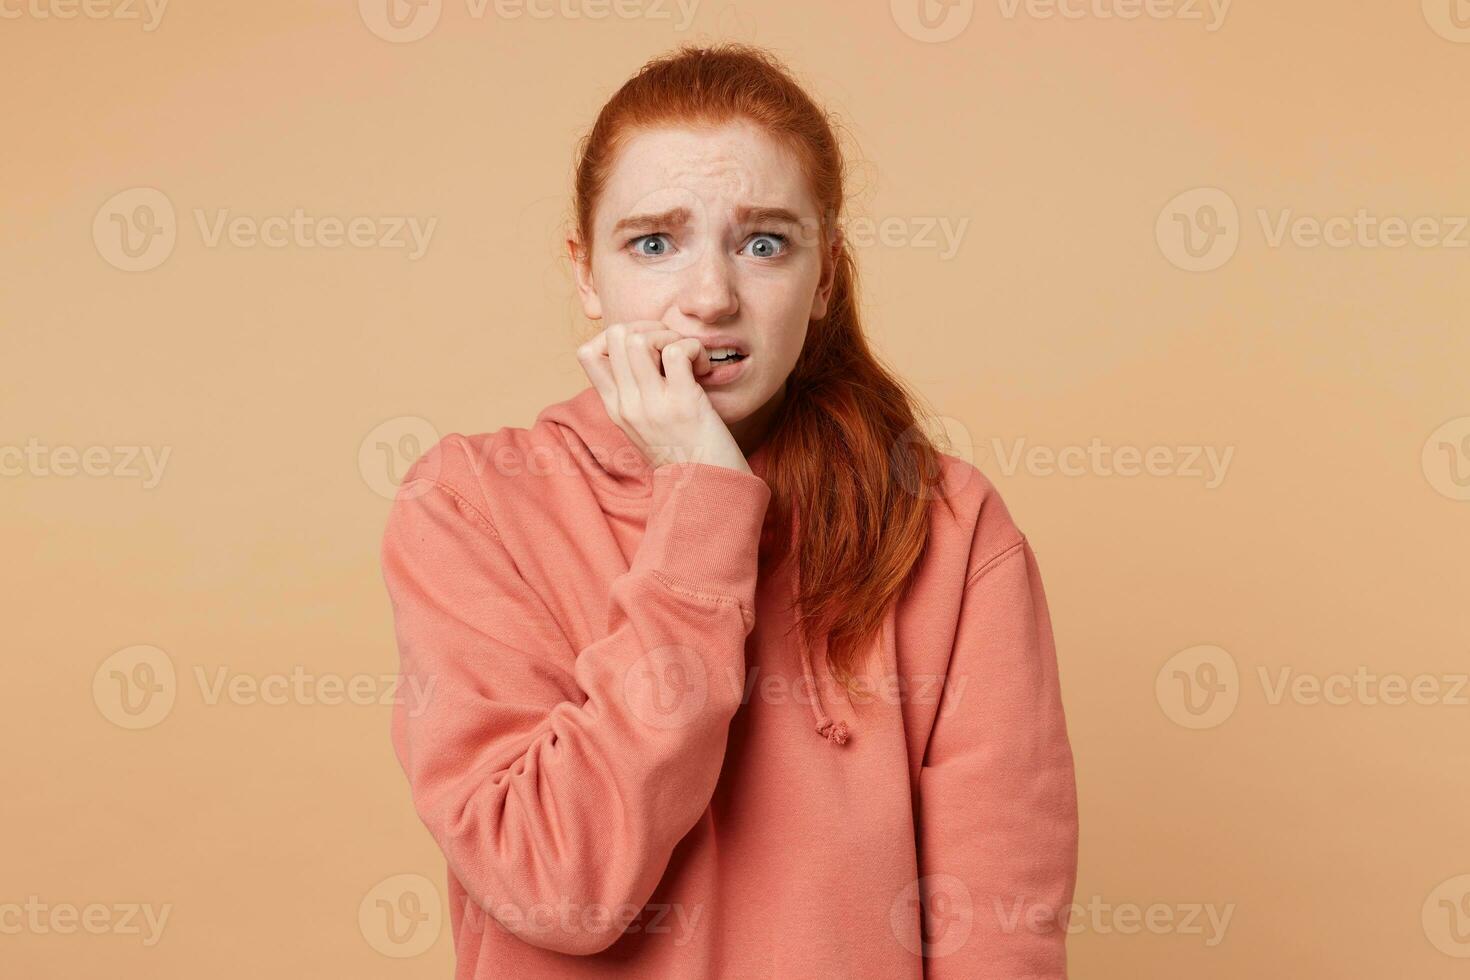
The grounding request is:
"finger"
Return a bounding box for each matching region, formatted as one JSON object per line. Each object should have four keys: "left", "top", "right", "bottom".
{"left": 604, "top": 324, "right": 640, "bottom": 414}
{"left": 626, "top": 329, "right": 664, "bottom": 401}
{"left": 576, "top": 332, "right": 618, "bottom": 417}
{"left": 661, "top": 338, "right": 705, "bottom": 395}
{"left": 634, "top": 328, "right": 712, "bottom": 377}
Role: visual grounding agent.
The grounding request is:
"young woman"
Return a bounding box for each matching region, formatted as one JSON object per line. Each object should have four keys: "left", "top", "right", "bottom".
{"left": 381, "top": 43, "right": 1079, "bottom": 979}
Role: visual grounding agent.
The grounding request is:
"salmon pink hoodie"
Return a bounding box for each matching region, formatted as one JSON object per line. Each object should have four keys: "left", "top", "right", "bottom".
{"left": 381, "top": 384, "right": 1079, "bottom": 978}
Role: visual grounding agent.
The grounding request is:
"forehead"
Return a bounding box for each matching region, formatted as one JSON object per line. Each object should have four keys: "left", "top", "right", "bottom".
{"left": 595, "top": 121, "right": 815, "bottom": 232}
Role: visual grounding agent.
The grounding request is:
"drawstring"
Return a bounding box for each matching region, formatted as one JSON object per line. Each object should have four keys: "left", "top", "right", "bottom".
{"left": 788, "top": 512, "right": 851, "bottom": 748}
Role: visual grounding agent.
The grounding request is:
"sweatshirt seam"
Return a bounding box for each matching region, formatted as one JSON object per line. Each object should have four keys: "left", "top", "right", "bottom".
{"left": 405, "top": 477, "right": 503, "bottom": 542}
{"left": 964, "top": 536, "right": 1025, "bottom": 588}
{"left": 648, "top": 569, "right": 755, "bottom": 630}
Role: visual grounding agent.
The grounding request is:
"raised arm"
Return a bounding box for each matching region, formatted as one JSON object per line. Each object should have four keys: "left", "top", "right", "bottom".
{"left": 381, "top": 437, "right": 769, "bottom": 955}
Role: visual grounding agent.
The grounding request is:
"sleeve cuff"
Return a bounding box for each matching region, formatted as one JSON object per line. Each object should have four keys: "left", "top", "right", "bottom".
{"left": 631, "top": 462, "right": 772, "bottom": 602}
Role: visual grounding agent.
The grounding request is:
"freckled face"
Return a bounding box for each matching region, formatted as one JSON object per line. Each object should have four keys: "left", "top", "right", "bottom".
{"left": 572, "top": 120, "right": 835, "bottom": 424}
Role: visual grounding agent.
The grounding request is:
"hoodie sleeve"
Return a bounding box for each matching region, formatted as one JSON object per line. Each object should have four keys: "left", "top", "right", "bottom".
{"left": 915, "top": 535, "right": 1079, "bottom": 979}
{"left": 381, "top": 436, "right": 770, "bottom": 956}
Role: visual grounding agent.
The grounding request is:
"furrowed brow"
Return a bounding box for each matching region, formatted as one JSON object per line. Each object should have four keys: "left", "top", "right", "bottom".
{"left": 734, "top": 205, "right": 804, "bottom": 227}
{"left": 610, "top": 206, "right": 693, "bottom": 237}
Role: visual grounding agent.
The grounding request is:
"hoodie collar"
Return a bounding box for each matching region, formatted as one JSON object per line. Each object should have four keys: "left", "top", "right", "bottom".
{"left": 536, "top": 384, "right": 853, "bottom": 748}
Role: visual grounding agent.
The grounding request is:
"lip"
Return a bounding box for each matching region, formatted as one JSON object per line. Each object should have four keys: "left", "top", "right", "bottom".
{"left": 698, "top": 352, "right": 749, "bottom": 387}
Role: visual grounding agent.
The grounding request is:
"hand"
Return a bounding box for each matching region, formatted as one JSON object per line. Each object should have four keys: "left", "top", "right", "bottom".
{"left": 576, "top": 321, "right": 752, "bottom": 474}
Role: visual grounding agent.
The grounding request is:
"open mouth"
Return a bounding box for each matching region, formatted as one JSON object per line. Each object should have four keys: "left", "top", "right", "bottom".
{"left": 706, "top": 347, "right": 748, "bottom": 364}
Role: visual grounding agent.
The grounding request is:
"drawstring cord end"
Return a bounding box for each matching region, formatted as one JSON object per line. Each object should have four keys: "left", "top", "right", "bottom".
{"left": 815, "top": 716, "right": 850, "bottom": 746}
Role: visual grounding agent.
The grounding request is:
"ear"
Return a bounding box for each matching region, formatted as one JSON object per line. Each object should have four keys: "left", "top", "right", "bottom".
{"left": 567, "top": 236, "right": 603, "bottom": 321}
{"left": 808, "top": 226, "right": 842, "bottom": 322}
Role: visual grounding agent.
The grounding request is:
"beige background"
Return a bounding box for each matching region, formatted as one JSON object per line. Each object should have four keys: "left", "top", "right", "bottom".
{"left": 4, "top": 1, "right": 1469, "bottom": 976}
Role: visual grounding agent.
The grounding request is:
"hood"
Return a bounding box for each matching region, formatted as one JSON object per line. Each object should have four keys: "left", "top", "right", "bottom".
{"left": 536, "top": 384, "right": 854, "bottom": 748}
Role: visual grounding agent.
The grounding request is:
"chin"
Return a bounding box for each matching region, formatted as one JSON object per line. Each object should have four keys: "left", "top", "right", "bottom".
{"left": 705, "top": 389, "right": 751, "bottom": 421}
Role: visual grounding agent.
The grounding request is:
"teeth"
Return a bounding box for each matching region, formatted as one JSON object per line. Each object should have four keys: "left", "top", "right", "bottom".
{"left": 707, "top": 347, "right": 743, "bottom": 361}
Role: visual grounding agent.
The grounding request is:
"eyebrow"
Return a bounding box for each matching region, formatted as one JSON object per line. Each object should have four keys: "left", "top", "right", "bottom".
{"left": 609, "top": 204, "right": 805, "bottom": 238}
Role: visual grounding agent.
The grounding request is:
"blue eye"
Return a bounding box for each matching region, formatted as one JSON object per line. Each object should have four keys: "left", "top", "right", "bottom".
{"left": 630, "top": 233, "right": 672, "bottom": 257}
{"left": 744, "top": 233, "right": 788, "bottom": 258}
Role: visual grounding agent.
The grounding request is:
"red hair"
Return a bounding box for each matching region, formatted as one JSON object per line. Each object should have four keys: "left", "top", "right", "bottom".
{"left": 570, "top": 43, "right": 949, "bottom": 686}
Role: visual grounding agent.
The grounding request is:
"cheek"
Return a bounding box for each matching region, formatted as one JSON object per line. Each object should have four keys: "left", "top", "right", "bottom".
{"left": 593, "top": 256, "right": 679, "bottom": 319}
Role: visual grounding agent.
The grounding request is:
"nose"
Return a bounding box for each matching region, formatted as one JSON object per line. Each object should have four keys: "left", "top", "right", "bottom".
{"left": 675, "top": 242, "right": 739, "bottom": 323}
